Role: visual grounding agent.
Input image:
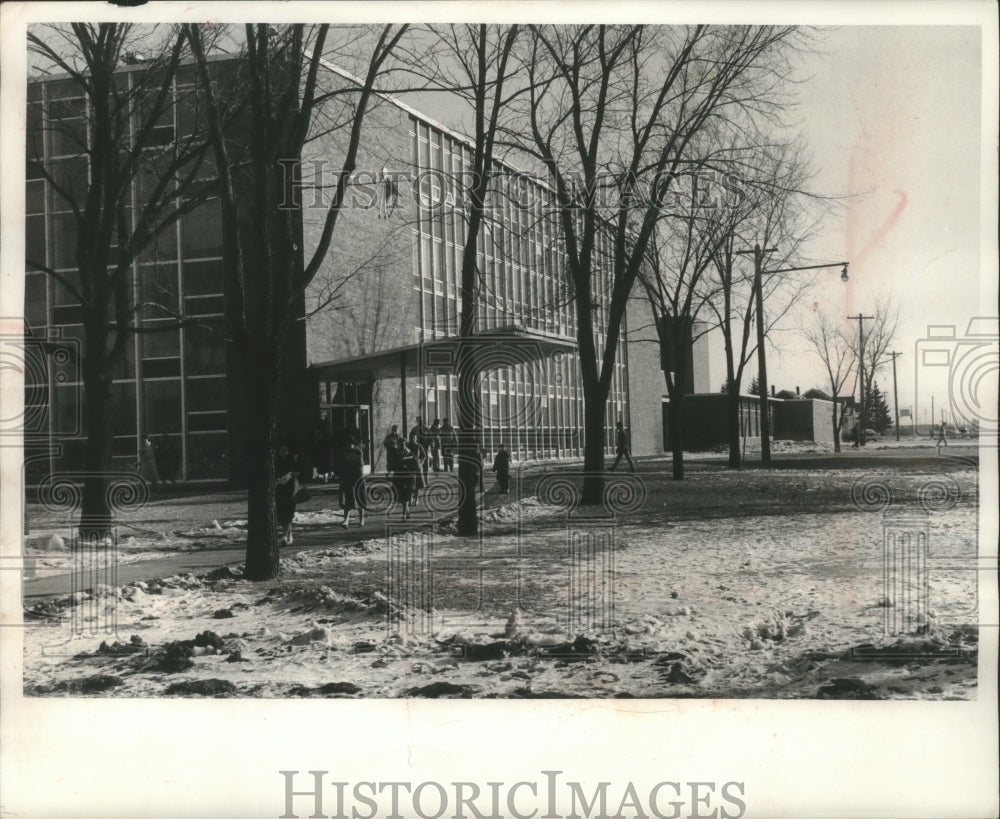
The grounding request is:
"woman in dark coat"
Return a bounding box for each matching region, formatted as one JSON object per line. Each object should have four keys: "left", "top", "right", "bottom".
{"left": 393, "top": 440, "right": 418, "bottom": 519}
{"left": 429, "top": 418, "right": 442, "bottom": 472}
{"left": 410, "top": 438, "right": 426, "bottom": 505}
{"left": 339, "top": 438, "right": 367, "bottom": 527}
{"left": 275, "top": 444, "right": 298, "bottom": 544}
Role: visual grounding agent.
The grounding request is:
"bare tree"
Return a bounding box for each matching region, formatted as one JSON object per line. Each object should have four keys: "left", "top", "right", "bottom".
{"left": 705, "top": 138, "right": 821, "bottom": 468}
{"left": 635, "top": 174, "right": 724, "bottom": 480}
{"left": 187, "top": 23, "right": 409, "bottom": 580}
{"left": 803, "top": 309, "right": 855, "bottom": 452}
{"left": 512, "top": 24, "right": 801, "bottom": 503}
{"left": 26, "top": 23, "right": 217, "bottom": 537}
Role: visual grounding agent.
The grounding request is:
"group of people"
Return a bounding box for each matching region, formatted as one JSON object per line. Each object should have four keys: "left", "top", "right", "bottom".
{"left": 275, "top": 434, "right": 368, "bottom": 543}
{"left": 405, "top": 417, "right": 459, "bottom": 474}
{"left": 269, "top": 415, "right": 634, "bottom": 543}
{"left": 381, "top": 426, "right": 423, "bottom": 519}
{"left": 382, "top": 417, "right": 512, "bottom": 514}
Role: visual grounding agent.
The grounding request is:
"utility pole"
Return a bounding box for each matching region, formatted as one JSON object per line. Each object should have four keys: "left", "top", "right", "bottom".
{"left": 847, "top": 313, "right": 875, "bottom": 445}
{"left": 889, "top": 350, "right": 902, "bottom": 441}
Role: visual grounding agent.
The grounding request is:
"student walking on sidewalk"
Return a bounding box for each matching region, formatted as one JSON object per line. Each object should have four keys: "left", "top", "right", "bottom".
{"left": 610, "top": 420, "right": 636, "bottom": 472}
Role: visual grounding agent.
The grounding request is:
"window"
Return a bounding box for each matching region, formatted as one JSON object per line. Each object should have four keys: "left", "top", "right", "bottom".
{"left": 185, "top": 295, "right": 224, "bottom": 316}
{"left": 25, "top": 215, "right": 46, "bottom": 271}
{"left": 139, "top": 230, "right": 178, "bottom": 263}
{"left": 182, "top": 259, "right": 223, "bottom": 296}
{"left": 186, "top": 432, "right": 227, "bottom": 479}
{"left": 187, "top": 410, "right": 226, "bottom": 432}
{"left": 181, "top": 201, "right": 223, "bottom": 258}
{"left": 185, "top": 376, "right": 226, "bottom": 413}
{"left": 52, "top": 305, "right": 83, "bottom": 325}
{"left": 432, "top": 240, "right": 443, "bottom": 294}
{"left": 49, "top": 157, "right": 89, "bottom": 211}
{"left": 142, "top": 379, "right": 181, "bottom": 434}
{"left": 51, "top": 212, "right": 80, "bottom": 269}
{"left": 51, "top": 270, "right": 83, "bottom": 307}
{"left": 111, "top": 381, "right": 137, "bottom": 435}
{"left": 142, "top": 115, "right": 175, "bottom": 149}
{"left": 140, "top": 262, "right": 180, "bottom": 313}
{"left": 142, "top": 358, "right": 181, "bottom": 379}
{"left": 26, "top": 98, "right": 43, "bottom": 155}
{"left": 48, "top": 96, "right": 87, "bottom": 158}
{"left": 113, "top": 435, "right": 138, "bottom": 457}
{"left": 53, "top": 383, "right": 80, "bottom": 437}
{"left": 141, "top": 323, "right": 180, "bottom": 359}
{"left": 24, "top": 274, "right": 47, "bottom": 326}
{"left": 184, "top": 324, "right": 226, "bottom": 376}
{"left": 26, "top": 179, "right": 45, "bottom": 216}
{"left": 420, "top": 234, "right": 432, "bottom": 280}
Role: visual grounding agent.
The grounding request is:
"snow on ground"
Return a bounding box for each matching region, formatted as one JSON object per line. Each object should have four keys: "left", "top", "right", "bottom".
{"left": 22, "top": 478, "right": 981, "bottom": 700}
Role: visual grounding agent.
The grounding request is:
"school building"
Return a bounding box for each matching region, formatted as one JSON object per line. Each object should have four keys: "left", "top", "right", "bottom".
{"left": 23, "top": 55, "right": 639, "bottom": 485}
{"left": 24, "top": 53, "right": 847, "bottom": 484}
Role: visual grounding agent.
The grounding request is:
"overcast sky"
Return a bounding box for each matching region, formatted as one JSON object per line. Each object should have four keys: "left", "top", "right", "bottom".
{"left": 400, "top": 22, "right": 992, "bottom": 423}
{"left": 769, "top": 24, "right": 990, "bottom": 423}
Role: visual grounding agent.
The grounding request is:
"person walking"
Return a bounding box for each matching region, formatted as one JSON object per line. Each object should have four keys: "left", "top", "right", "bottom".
{"left": 411, "top": 438, "right": 427, "bottom": 504}
{"left": 383, "top": 425, "right": 404, "bottom": 474}
{"left": 394, "top": 440, "right": 419, "bottom": 519}
{"left": 429, "top": 418, "right": 442, "bottom": 472}
{"left": 138, "top": 435, "right": 160, "bottom": 488}
{"left": 441, "top": 418, "right": 458, "bottom": 472}
{"left": 275, "top": 443, "right": 298, "bottom": 544}
{"left": 409, "top": 417, "right": 431, "bottom": 488}
{"left": 609, "top": 420, "right": 636, "bottom": 472}
{"left": 339, "top": 436, "right": 367, "bottom": 527}
{"left": 492, "top": 442, "right": 511, "bottom": 494}
{"left": 936, "top": 422, "right": 949, "bottom": 455}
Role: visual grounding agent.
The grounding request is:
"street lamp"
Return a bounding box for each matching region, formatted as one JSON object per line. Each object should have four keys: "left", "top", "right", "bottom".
{"left": 737, "top": 245, "right": 850, "bottom": 464}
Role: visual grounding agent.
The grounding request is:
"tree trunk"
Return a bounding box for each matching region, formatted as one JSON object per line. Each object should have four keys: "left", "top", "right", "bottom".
{"left": 832, "top": 398, "right": 841, "bottom": 453}
{"left": 669, "top": 394, "right": 685, "bottom": 480}
{"left": 78, "top": 348, "right": 115, "bottom": 541}
{"left": 456, "top": 360, "right": 481, "bottom": 537}
{"left": 243, "top": 353, "right": 281, "bottom": 581}
{"left": 726, "top": 386, "right": 741, "bottom": 469}
{"left": 662, "top": 369, "right": 686, "bottom": 481}
{"left": 581, "top": 388, "right": 607, "bottom": 505}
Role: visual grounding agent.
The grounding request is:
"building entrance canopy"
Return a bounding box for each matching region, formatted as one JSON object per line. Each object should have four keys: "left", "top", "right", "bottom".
{"left": 309, "top": 325, "right": 577, "bottom": 383}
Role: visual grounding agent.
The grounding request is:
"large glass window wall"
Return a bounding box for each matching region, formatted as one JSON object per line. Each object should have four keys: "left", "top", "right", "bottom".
{"left": 24, "top": 74, "right": 228, "bottom": 483}
{"left": 410, "top": 117, "right": 629, "bottom": 461}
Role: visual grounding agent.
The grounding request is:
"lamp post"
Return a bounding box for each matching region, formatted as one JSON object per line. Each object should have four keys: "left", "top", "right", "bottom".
{"left": 738, "top": 245, "right": 850, "bottom": 464}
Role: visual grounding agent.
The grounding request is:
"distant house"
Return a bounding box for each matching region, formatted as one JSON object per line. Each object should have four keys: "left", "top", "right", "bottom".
{"left": 803, "top": 387, "right": 832, "bottom": 401}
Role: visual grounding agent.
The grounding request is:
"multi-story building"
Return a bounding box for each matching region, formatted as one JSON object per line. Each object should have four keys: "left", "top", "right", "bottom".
{"left": 25, "top": 63, "right": 237, "bottom": 485}
{"left": 24, "top": 55, "right": 634, "bottom": 484}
